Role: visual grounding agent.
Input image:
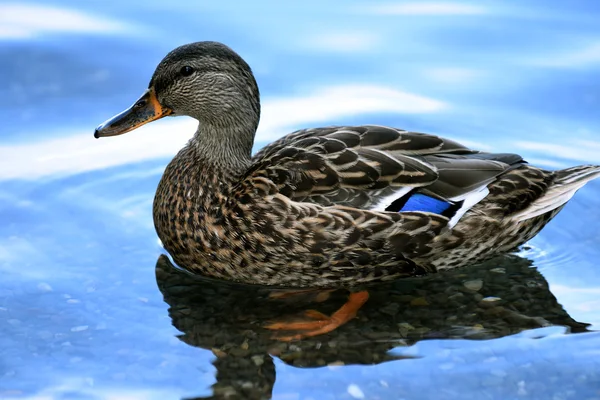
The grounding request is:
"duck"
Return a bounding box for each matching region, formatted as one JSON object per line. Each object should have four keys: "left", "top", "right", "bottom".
{"left": 94, "top": 41, "right": 600, "bottom": 341}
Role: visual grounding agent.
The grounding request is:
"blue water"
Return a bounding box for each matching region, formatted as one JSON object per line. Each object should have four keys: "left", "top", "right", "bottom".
{"left": 1, "top": 1, "right": 600, "bottom": 399}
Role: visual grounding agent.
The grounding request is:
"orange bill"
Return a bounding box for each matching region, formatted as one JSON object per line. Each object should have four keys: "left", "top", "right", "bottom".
{"left": 94, "top": 88, "right": 172, "bottom": 138}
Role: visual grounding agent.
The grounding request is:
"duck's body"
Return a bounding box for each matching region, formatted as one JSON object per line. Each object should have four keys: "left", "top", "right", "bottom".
{"left": 151, "top": 122, "right": 599, "bottom": 288}
{"left": 96, "top": 41, "right": 600, "bottom": 339}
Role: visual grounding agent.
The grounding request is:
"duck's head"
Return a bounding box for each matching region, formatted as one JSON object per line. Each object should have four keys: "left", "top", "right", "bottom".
{"left": 94, "top": 41, "right": 260, "bottom": 138}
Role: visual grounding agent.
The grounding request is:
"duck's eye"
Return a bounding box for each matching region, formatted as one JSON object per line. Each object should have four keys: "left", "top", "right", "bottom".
{"left": 180, "top": 66, "right": 194, "bottom": 77}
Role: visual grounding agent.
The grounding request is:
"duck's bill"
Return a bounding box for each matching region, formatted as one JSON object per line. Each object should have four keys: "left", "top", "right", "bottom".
{"left": 94, "top": 89, "right": 173, "bottom": 138}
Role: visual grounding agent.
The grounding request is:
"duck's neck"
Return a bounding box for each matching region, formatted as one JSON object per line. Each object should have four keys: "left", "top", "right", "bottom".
{"left": 189, "top": 121, "right": 255, "bottom": 181}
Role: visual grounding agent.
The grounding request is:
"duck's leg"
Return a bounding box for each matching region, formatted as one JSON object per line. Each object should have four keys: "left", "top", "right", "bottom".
{"left": 264, "top": 291, "right": 369, "bottom": 341}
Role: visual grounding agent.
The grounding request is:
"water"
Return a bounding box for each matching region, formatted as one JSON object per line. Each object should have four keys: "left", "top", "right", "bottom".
{"left": 1, "top": 1, "right": 600, "bottom": 399}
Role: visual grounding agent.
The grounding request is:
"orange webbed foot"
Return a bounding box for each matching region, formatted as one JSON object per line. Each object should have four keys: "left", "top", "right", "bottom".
{"left": 264, "top": 291, "right": 370, "bottom": 342}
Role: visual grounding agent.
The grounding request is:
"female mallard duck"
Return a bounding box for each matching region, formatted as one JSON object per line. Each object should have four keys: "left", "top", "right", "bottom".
{"left": 95, "top": 41, "right": 600, "bottom": 340}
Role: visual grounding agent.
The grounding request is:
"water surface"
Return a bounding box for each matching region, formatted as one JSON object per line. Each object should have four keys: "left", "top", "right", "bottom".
{"left": 1, "top": 1, "right": 600, "bottom": 399}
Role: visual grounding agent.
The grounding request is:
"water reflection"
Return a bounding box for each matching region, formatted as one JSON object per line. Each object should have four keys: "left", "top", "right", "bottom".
{"left": 155, "top": 254, "right": 589, "bottom": 399}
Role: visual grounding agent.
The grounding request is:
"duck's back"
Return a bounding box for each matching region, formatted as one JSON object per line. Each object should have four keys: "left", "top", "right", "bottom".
{"left": 248, "top": 125, "right": 525, "bottom": 215}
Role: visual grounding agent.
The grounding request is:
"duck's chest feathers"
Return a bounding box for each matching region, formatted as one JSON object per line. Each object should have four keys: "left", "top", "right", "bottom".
{"left": 153, "top": 152, "right": 238, "bottom": 262}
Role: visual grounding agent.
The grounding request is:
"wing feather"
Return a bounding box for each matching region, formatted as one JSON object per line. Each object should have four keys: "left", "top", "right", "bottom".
{"left": 246, "top": 125, "right": 525, "bottom": 213}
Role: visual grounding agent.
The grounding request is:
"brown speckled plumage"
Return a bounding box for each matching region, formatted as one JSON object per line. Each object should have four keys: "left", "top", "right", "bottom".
{"left": 97, "top": 41, "right": 600, "bottom": 289}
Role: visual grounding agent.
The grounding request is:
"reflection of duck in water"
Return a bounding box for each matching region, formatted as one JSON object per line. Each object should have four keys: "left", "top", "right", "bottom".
{"left": 156, "top": 254, "right": 589, "bottom": 400}
{"left": 96, "top": 41, "right": 600, "bottom": 339}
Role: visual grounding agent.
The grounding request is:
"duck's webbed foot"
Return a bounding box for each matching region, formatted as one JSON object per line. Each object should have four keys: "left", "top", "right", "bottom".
{"left": 264, "top": 291, "right": 370, "bottom": 341}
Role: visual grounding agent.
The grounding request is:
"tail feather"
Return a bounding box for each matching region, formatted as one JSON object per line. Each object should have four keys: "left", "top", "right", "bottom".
{"left": 512, "top": 165, "right": 600, "bottom": 222}
{"left": 555, "top": 165, "right": 600, "bottom": 185}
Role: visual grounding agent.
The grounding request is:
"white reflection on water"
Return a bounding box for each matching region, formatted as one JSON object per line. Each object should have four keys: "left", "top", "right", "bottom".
{"left": 0, "top": 3, "right": 129, "bottom": 40}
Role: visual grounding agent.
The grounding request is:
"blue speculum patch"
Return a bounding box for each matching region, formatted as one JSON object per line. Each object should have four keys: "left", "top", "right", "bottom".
{"left": 399, "top": 193, "right": 453, "bottom": 214}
